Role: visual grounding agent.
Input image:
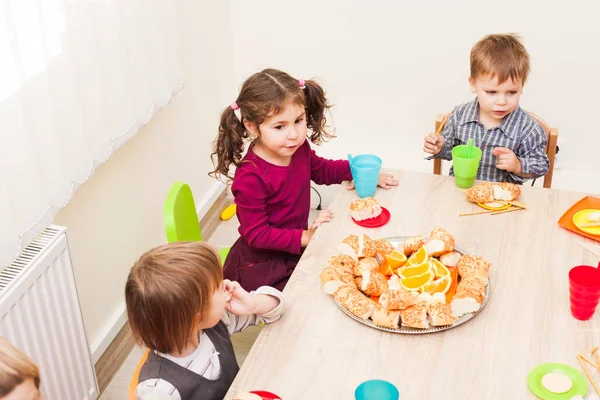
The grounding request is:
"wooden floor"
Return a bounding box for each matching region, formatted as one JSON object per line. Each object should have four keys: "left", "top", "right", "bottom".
{"left": 99, "top": 203, "right": 319, "bottom": 399}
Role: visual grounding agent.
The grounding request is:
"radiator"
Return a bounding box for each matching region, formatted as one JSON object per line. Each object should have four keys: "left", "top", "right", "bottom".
{"left": 0, "top": 225, "right": 99, "bottom": 400}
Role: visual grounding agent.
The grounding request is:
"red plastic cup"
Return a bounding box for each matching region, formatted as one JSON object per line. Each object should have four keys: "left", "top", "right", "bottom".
{"left": 569, "top": 262, "right": 600, "bottom": 320}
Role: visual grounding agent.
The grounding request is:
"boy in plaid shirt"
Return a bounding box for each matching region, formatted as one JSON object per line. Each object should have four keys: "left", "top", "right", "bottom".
{"left": 424, "top": 33, "right": 549, "bottom": 183}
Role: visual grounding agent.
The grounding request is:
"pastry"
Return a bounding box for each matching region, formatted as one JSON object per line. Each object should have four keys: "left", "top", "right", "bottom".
{"left": 373, "top": 238, "right": 395, "bottom": 264}
{"left": 395, "top": 235, "right": 426, "bottom": 256}
{"left": 378, "top": 289, "right": 419, "bottom": 310}
{"left": 360, "top": 271, "right": 388, "bottom": 297}
{"left": 334, "top": 286, "right": 377, "bottom": 320}
{"left": 319, "top": 266, "right": 355, "bottom": 295}
{"left": 456, "top": 255, "right": 491, "bottom": 278}
{"left": 387, "top": 275, "right": 402, "bottom": 291}
{"left": 492, "top": 182, "right": 521, "bottom": 201}
{"left": 353, "top": 257, "right": 379, "bottom": 277}
{"left": 425, "top": 226, "right": 455, "bottom": 257}
{"left": 428, "top": 293, "right": 457, "bottom": 326}
{"left": 466, "top": 182, "right": 494, "bottom": 203}
{"left": 339, "top": 234, "right": 377, "bottom": 258}
{"left": 451, "top": 284, "right": 485, "bottom": 317}
{"left": 371, "top": 307, "right": 401, "bottom": 329}
{"left": 439, "top": 251, "right": 462, "bottom": 267}
{"left": 326, "top": 254, "right": 356, "bottom": 274}
{"left": 349, "top": 197, "right": 383, "bottom": 221}
{"left": 588, "top": 211, "right": 600, "bottom": 223}
{"left": 400, "top": 302, "right": 430, "bottom": 329}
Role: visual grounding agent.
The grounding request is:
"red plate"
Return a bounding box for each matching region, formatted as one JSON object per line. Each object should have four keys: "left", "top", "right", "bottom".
{"left": 250, "top": 391, "right": 282, "bottom": 400}
{"left": 352, "top": 207, "right": 391, "bottom": 228}
{"left": 558, "top": 196, "right": 600, "bottom": 242}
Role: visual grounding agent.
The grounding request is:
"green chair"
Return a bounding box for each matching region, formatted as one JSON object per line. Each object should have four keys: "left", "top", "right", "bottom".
{"left": 163, "top": 181, "right": 230, "bottom": 263}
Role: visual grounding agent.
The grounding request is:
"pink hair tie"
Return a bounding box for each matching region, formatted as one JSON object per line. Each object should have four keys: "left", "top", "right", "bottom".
{"left": 230, "top": 102, "right": 241, "bottom": 121}
{"left": 298, "top": 79, "right": 306, "bottom": 89}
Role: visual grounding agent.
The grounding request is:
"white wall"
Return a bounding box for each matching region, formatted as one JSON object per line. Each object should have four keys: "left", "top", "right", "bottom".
{"left": 53, "top": 0, "right": 235, "bottom": 360}
{"left": 230, "top": 0, "right": 600, "bottom": 204}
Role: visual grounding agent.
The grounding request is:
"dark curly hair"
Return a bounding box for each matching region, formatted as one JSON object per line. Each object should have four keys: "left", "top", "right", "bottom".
{"left": 209, "top": 68, "right": 335, "bottom": 181}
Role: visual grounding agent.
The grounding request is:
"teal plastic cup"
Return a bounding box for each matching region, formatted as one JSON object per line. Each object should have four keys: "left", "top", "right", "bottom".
{"left": 355, "top": 380, "right": 399, "bottom": 400}
{"left": 348, "top": 154, "right": 382, "bottom": 198}
{"left": 451, "top": 145, "right": 482, "bottom": 189}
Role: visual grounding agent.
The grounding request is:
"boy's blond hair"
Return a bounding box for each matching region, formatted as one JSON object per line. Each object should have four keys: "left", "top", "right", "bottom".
{"left": 0, "top": 337, "right": 41, "bottom": 396}
{"left": 125, "top": 241, "right": 223, "bottom": 354}
{"left": 470, "top": 33, "right": 530, "bottom": 84}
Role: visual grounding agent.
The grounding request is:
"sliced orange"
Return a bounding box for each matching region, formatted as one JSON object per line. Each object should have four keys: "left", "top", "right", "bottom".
{"left": 445, "top": 267, "right": 459, "bottom": 303}
{"left": 397, "top": 260, "right": 431, "bottom": 279}
{"left": 421, "top": 276, "right": 451, "bottom": 295}
{"left": 431, "top": 258, "right": 450, "bottom": 279}
{"left": 378, "top": 260, "right": 395, "bottom": 276}
{"left": 400, "top": 269, "right": 434, "bottom": 291}
{"left": 385, "top": 250, "right": 407, "bottom": 269}
{"left": 406, "top": 246, "right": 428, "bottom": 266}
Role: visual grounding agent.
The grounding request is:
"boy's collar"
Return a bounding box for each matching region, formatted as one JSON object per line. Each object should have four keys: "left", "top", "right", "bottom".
{"left": 459, "top": 97, "right": 519, "bottom": 139}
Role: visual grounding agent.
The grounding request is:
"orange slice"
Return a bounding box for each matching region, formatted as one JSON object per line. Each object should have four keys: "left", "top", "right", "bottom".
{"left": 400, "top": 269, "right": 434, "bottom": 291}
{"left": 378, "top": 260, "right": 395, "bottom": 276}
{"left": 431, "top": 258, "right": 450, "bottom": 279}
{"left": 386, "top": 250, "right": 407, "bottom": 269}
{"left": 445, "top": 267, "right": 459, "bottom": 303}
{"left": 406, "top": 246, "right": 428, "bottom": 266}
{"left": 421, "top": 276, "right": 451, "bottom": 295}
{"left": 397, "top": 260, "right": 431, "bottom": 279}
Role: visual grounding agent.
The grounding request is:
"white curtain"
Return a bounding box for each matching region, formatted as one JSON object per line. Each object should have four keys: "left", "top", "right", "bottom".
{"left": 0, "top": 0, "right": 183, "bottom": 268}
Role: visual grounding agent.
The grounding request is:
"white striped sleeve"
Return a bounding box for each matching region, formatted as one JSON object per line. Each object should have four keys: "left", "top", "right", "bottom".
{"left": 136, "top": 379, "right": 181, "bottom": 400}
{"left": 223, "top": 286, "right": 285, "bottom": 335}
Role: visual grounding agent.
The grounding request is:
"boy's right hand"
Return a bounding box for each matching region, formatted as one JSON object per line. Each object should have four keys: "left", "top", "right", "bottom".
{"left": 423, "top": 133, "right": 445, "bottom": 155}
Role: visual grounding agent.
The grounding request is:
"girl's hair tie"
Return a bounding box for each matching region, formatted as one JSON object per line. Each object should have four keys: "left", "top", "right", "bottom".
{"left": 230, "top": 102, "right": 241, "bottom": 122}
{"left": 298, "top": 79, "right": 306, "bottom": 89}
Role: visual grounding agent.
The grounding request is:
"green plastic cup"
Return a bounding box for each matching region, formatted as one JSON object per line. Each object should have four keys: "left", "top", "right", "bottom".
{"left": 452, "top": 144, "right": 482, "bottom": 189}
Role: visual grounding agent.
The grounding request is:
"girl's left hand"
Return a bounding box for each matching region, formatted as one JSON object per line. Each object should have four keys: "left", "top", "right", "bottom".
{"left": 348, "top": 173, "right": 399, "bottom": 190}
{"left": 223, "top": 280, "right": 254, "bottom": 316}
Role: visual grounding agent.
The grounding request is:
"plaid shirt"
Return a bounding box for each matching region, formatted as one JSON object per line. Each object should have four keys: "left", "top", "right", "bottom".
{"left": 435, "top": 98, "right": 549, "bottom": 183}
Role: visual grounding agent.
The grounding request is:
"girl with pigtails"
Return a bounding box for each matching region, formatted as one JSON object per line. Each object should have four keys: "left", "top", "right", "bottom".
{"left": 210, "top": 69, "right": 398, "bottom": 291}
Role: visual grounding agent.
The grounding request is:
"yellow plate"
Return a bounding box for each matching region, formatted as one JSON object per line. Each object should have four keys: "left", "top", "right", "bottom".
{"left": 572, "top": 209, "right": 600, "bottom": 235}
{"left": 477, "top": 202, "right": 511, "bottom": 211}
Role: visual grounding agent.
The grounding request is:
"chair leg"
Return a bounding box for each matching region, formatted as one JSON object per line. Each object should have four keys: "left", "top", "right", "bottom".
{"left": 544, "top": 129, "right": 558, "bottom": 189}
{"left": 433, "top": 158, "right": 442, "bottom": 175}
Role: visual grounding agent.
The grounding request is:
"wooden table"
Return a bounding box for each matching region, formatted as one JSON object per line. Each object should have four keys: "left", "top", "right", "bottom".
{"left": 225, "top": 169, "right": 600, "bottom": 399}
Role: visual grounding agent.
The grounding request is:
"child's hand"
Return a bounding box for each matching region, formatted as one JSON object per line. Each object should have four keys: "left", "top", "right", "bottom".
{"left": 423, "top": 133, "right": 445, "bottom": 155}
{"left": 492, "top": 147, "right": 522, "bottom": 174}
{"left": 347, "top": 173, "right": 398, "bottom": 191}
{"left": 310, "top": 209, "right": 333, "bottom": 230}
{"left": 223, "top": 280, "right": 254, "bottom": 316}
{"left": 301, "top": 228, "right": 315, "bottom": 247}
{"left": 377, "top": 173, "right": 399, "bottom": 189}
{"left": 223, "top": 279, "right": 281, "bottom": 316}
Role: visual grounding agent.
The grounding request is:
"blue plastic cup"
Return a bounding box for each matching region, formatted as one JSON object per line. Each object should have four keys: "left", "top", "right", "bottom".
{"left": 349, "top": 154, "right": 382, "bottom": 198}
{"left": 355, "top": 380, "right": 400, "bottom": 400}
